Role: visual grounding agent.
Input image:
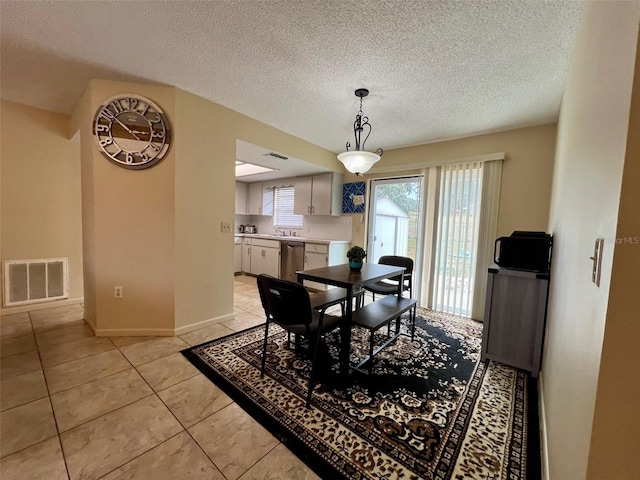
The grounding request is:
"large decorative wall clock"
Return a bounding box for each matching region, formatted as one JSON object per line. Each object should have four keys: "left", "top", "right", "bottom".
{"left": 93, "top": 94, "right": 171, "bottom": 169}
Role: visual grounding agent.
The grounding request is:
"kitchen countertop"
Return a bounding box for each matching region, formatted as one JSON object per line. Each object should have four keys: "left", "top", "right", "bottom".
{"left": 235, "top": 233, "right": 349, "bottom": 244}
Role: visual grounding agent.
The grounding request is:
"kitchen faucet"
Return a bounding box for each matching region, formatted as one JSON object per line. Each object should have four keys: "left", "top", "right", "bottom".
{"left": 275, "top": 229, "right": 287, "bottom": 236}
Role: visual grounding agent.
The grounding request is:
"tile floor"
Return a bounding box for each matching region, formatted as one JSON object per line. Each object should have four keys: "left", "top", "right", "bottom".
{"left": 0, "top": 275, "right": 320, "bottom": 480}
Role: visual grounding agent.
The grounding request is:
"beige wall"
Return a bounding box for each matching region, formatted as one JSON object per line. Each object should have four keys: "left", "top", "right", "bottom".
{"left": 586, "top": 24, "right": 640, "bottom": 480}
{"left": 173, "top": 89, "right": 340, "bottom": 330}
{"left": 75, "top": 81, "right": 341, "bottom": 334}
{"left": 80, "top": 81, "right": 177, "bottom": 334}
{"left": 542, "top": 3, "right": 640, "bottom": 480}
{"left": 0, "top": 100, "right": 84, "bottom": 308}
{"left": 348, "top": 124, "right": 557, "bottom": 247}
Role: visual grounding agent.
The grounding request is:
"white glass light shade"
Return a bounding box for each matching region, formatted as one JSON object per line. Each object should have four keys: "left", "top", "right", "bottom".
{"left": 337, "top": 150, "right": 381, "bottom": 176}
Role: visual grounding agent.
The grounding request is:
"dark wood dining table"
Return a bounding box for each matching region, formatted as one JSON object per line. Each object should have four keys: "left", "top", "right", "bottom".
{"left": 296, "top": 262, "right": 405, "bottom": 373}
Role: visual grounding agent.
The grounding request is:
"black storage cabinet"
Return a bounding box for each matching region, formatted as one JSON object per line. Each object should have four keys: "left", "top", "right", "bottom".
{"left": 480, "top": 266, "right": 549, "bottom": 377}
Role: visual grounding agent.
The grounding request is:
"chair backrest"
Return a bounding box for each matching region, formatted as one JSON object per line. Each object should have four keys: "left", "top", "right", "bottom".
{"left": 257, "top": 274, "right": 312, "bottom": 327}
{"left": 378, "top": 255, "right": 414, "bottom": 275}
{"left": 378, "top": 256, "right": 414, "bottom": 292}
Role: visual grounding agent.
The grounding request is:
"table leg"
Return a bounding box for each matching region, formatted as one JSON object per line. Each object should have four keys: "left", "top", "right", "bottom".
{"left": 340, "top": 286, "right": 353, "bottom": 374}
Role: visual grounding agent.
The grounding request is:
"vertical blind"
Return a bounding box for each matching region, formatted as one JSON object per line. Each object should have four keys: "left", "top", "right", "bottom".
{"left": 432, "top": 162, "right": 483, "bottom": 316}
{"left": 273, "top": 186, "right": 303, "bottom": 229}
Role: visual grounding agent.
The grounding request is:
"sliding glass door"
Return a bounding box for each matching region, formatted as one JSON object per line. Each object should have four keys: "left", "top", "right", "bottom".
{"left": 367, "top": 176, "right": 423, "bottom": 292}
{"left": 431, "top": 163, "right": 483, "bottom": 317}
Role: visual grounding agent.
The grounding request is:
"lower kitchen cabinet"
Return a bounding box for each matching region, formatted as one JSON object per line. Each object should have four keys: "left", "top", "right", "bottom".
{"left": 303, "top": 242, "right": 349, "bottom": 290}
{"left": 481, "top": 266, "right": 549, "bottom": 377}
{"left": 241, "top": 238, "right": 252, "bottom": 273}
{"left": 234, "top": 243, "right": 242, "bottom": 273}
{"left": 250, "top": 238, "right": 280, "bottom": 278}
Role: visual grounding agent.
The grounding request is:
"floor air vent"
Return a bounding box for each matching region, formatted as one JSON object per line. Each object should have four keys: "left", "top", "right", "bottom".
{"left": 3, "top": 258, "right": 69, "bottom": 307}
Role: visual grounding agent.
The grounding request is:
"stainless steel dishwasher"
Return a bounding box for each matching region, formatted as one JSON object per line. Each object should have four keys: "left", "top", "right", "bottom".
{"left": 280, "top": 241, "right": 304, "bottom": 282}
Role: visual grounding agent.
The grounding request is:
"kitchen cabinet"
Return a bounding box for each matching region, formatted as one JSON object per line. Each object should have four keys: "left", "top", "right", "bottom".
{"left": 250, "top": 238, "right": 280, "bottom": 278}
{"left": 241, "top": 238, "right": 252, "bottom": 273}
{"left": 293, "top": 173, "right": 343, "bottom": 216}
{"left": 234, "top": 242, "right": 242, "bottom": 273}
{"left": 235, "top": 182, "right": 247, "bottom": 215}
{"left": 303, "top": 242, "right": 349, "bottom": 290}
{"left": 247, "top": 182, "right": 273, "bottom": 216}
{"left": 481, "top": 266, "right": 549, "bottom": 377}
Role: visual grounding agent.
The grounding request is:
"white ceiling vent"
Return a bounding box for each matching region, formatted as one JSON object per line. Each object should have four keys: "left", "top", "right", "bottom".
{"left": 263, "top": 152, "right": 289, "bottom": 160}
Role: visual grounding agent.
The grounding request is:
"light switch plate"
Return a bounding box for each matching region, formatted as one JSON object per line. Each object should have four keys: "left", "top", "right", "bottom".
{"left": 221, "top": 222, "right": 231, "bottom": 233}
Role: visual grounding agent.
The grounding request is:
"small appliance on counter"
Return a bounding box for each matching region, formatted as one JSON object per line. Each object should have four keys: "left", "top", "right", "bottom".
{"left": 245, "top": 225, "right": 257, "bottom": 234}
{"left": 238, "top": 225, "right": 246, "bottom": 233}
{"left": 494, "top": 231, "right": 553, "bottom": 273}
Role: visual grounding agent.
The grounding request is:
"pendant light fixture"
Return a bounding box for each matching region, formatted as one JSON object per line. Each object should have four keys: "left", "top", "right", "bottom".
{"left": 337, "top": 88, "right": 383, "bottom": 176}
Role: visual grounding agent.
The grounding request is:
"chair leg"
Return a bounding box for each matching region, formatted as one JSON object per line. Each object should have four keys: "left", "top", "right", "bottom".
{"left": 306, "top": 331, "right": 323, "bottom": 408}
{"left": 410, "top": 305, "right": 416, "bottom": 341}
{"left": 261, "top": 321, "right": 269, "bottom": 377}
{"left": 368, "top": 330, "right": 375, "bottom": 374}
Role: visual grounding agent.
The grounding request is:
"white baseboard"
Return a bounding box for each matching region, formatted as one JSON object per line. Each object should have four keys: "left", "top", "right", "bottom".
{"left": 538, "top": 371, "right": 550, "bottom": 480}
{"left": 0, "top": 297, "right": 84, "bottom": 316}
{"left": 94, "top": 327, "right": 176, "bottom": 337}
{"left": 94, "top": 312, "right": 236, "bottom": 337}
{"left": 174, "top": 313, "right": 235, "bottom": 335}
{"left": 2, "top": 299, "right": 235, "bottom": 339}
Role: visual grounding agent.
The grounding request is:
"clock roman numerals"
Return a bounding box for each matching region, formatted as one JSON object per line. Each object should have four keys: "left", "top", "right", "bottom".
{"left": 93, "top": 94, "right": 171, "bottom": 170}
{"left": 109, "top": 100, "right": 124, "bottom": 114}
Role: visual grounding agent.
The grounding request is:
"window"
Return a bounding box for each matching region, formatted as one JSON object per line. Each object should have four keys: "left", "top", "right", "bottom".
{"left": 273, "top": 186, "right": 303, "bottom": 229}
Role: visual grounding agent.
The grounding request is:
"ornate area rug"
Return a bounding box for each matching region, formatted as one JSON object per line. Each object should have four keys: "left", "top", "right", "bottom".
{"left": 182, "top": 308, "right": 534, "bottom": 480}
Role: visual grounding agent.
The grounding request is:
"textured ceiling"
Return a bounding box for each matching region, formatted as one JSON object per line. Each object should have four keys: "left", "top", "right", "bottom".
{"left": 0, "top": 1, "right": 583, "bottom": 153}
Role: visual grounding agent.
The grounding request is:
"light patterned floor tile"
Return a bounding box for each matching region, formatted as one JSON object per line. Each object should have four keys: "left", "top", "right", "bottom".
{"left": 1, "top": 333, "right": 37, "bottom": 358}
{"left": 45, "top": 348, "right": 132, "bottom": 394}
{"left": 0, "top": 437, "right": 67, "bottom": 480}
{"left": 158, "top": 374, "right": 232, "bottom": 428}
{"left": 51, "top": 368, "right": 153, "bottom": 432}
{"left": 0, "top": 284, "right": 267, "bottom": 476}
{"left": 29, "top": 304, "right": 85, "bottom": 333}
{"left": 60, "top": 395, "right": 183, "bottom": 480}
{"left": 188, "top": 403, "right": 279, "bottom": 480}
{"left": 38, "top": 336, "right": 115, "bottom": 367}
{"left": 239, "top": 443, "right": 320, "bottom": 480}
{"left": 136, "top": 352, "right": 199, "bottom": 392}
{"left": 0, "top": 312, "right": 30, "bottom": 326}
{"left": 0, "top": 398, "right": 57, "bottom": 458}
{"left": 0, "top": 315, "right": 33, "bottom": 340}
{"left": 1, "top": 370, "right": 48, "bottom": 412}
{"left": 234, "top": 283, "right": 257, "bottom": 293}
{"left": 101, "top": 431, "right": 224, "bottom": 480}
{"left": 0, "top": 350, "right": 42, "bottom": 380}
{"left": 35, "top": 322, "right": 94, "bottom": 348}
{"left": 179, "top": 323, "right": 234, "bottom": 346}
{"left": 119, "top": 337, "right": 189, "bottom": 366}
{"left": 222, "top": 312, "right": 265, "bottom": 332}
{"left": 111, "top": 336, "right": 161, "bottom": 348}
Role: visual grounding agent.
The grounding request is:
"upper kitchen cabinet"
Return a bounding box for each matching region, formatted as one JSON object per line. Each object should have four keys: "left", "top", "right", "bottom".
{"left": 235, "top": 182, "right": 247, "bottom": 214}
{"left": 293, "top": 173, "right": 343, "bottom": 216}
{"left": 236, "top": 181, "right": 273, "bottom": 215}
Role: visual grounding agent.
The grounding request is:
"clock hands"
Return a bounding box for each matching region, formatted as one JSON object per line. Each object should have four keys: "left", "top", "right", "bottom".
{"left": 103, "top": 110, "right": 141, "bottom": 141}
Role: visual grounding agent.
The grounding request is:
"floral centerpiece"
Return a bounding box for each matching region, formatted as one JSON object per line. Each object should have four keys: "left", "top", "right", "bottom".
{"left": 346, "top": 245, "right": 366, "bottom": 271}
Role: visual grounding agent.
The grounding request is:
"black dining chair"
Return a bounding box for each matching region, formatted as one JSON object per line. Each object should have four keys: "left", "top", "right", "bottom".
{"left": 257, "top": 274, "right": 343, "bottom": 407}
{"left": 363, "top": 255, "right": 414, "bottom": 301}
